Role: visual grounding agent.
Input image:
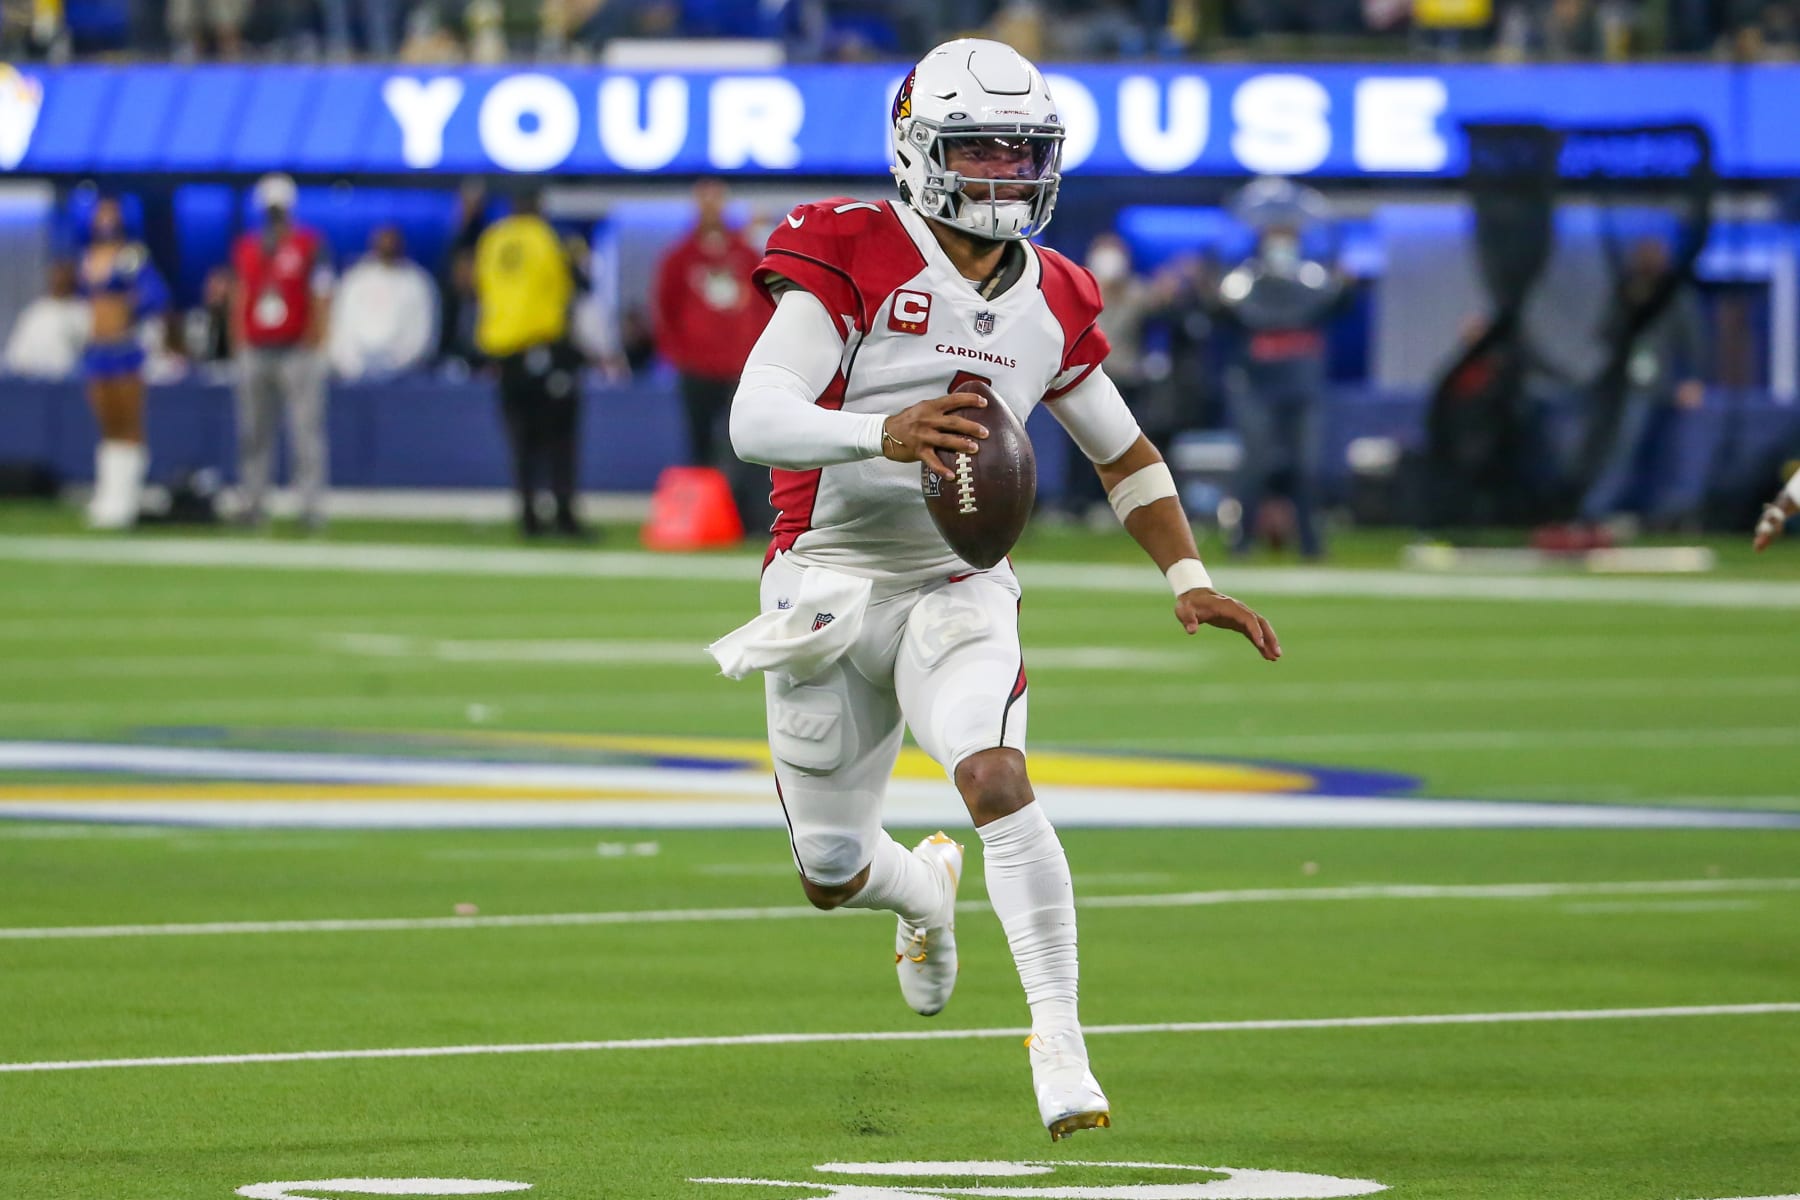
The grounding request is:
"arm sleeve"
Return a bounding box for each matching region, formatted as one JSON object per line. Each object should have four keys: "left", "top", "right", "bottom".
{"left": 729, "top": 288, "right": 886, "bottom": 470}
{"left": 1046, "top": 364, "right": 1142, "bottom": 466}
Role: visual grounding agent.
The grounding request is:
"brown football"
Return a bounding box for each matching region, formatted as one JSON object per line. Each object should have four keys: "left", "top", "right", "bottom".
{"left": 921, "top": 380, "right": 1037, "bottom": 570}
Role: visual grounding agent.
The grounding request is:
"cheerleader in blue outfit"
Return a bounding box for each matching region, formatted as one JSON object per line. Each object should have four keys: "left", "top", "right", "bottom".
{"left": 78, "top": 197, "right": 169, "bottom": 529}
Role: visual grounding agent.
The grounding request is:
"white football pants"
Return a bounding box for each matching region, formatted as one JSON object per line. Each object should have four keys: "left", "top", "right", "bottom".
{"left": 759, "top": 551, "right": 1027, "bottom": 886}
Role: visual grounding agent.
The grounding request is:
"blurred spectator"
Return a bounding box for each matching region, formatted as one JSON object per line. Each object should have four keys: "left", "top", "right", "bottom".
{"left": 1, "top": 0, "right": 68, "bottom": 58}
{"left": 79, "top": 197, "right": 170, "bottom": 530}
{"left": 574, "top": 0, "right": 680, "bottom": 46}
{"left": 1577, "top": 237, "right": 1707, "bottom": 530}
{"left": 1728, "top": 0, "right": 1800, "bottom": 58}
{"left": 5, "top": 259, "right": 89, "bottom": 380}
{"left": 1230, "top": 0, "right": 1364, "bottom": 36}
{"left": 1211, "top": 218, "right": 1344, "bottom": 559}
{"left": 653, "top": 177, "right": 772, "bottom": 532}
{"left": 1137, "top": 255, "right": 1218, "bottom": 455}
{"left": 474, "top": 186, "right": 590, "bottom": 539}
{"left": 167, "top": 0, "right": 245, "bottom": 57}
{"left": 181, "top": 265, "right": 235, "bottom": 365}
{"left": 231, "top": 173, "right": 334, "bottom": 531}
{"left": 1495, "top": 0, "right": 1637, "bottom": 59}
{"left": 464, "top": 0, "right": 507, "bottom": 61}
{"left": 652, "top": 178, "right": 766, "bottom": 471}
{"left": 1064, "top": 232, "right": 1156, "bottom": 521}
{"left": 321, "top": 0, "right": 396, "bottom": 57}
{"left": 438, "top": 180, "right": 489, "bottom": 368}
{"left": 328, "top": 225, "right": 438, "bottom": 379}
{"left": 986, "top": 0, "right": 1047, "bottom": 60}
{"left": 398, "top": 0, "right": 466, "bottom": 60}
{"left": 1047, "top": 0, "right": 1155, "bottom": 56}
{"left": 565, "top": 216, "right": 631, "bottom": 380}
{"left": 619, "top": 304, "right": 657, "bottom": 375}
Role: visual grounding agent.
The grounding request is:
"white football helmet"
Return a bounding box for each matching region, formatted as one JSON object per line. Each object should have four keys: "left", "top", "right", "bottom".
{"left": 890, "top": 39, "right": 1064, "bottom": 242}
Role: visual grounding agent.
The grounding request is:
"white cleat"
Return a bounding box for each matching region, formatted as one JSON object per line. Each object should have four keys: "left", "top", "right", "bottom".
{"left": 1027, "top": 1028, "right": 1112, "bottom": 1141}
{"left": 894, "top": 831, "right": 962, "bottom": 1016}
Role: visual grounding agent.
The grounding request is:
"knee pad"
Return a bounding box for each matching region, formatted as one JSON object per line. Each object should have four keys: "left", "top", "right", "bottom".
{"left": 789, "top": 828, "right": 873, "bottom": 888}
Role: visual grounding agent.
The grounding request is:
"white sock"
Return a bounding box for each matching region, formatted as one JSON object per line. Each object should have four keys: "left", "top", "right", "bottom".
{"left": 841, "top": 832, "right": 944, "bottom": 926}
{"left": 979, "top": 803, "right": 1079, "bottom": 1036}
{"left": 88, "top": 441, "right": 145, "bottom": 529}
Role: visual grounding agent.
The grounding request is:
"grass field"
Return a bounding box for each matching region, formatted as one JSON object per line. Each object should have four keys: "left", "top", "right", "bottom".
{"left": 2, "top": 504, "right": 1798, "bottom": 1200}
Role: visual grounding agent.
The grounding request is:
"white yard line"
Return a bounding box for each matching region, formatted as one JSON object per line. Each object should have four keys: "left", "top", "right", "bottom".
{"left": 4, "top": 535, "right": 1800, "bottom": 609}
{"left": 1560, "top": 899, "right": 1764, "bottom": 914}
{"left": 3, "top": 877, "right": 1795, "bottom": 942}
{"left": 316, "top": 634, "right": 1192, "bottom": 673}
{"left": 1039, "top": 676, "right": 1800, "bottom": 706}
{"left": 3, "top": 1002, "right": 1795, "bottom": 1075}
{"left": 0, "top": 537, "right": 757, "bottom": 582}
{"left": 1091, "top": 726, "right": 1800, "bottom": 753}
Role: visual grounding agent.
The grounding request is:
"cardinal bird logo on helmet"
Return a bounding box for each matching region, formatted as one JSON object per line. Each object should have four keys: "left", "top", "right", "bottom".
{"left": 892, "top": 69, "right": 915, "bottom": 125}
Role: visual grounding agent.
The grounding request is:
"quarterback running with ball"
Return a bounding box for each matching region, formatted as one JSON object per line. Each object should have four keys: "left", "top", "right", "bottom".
{"left": 710, "top": 39, "right": 1280, "bottom": 1140}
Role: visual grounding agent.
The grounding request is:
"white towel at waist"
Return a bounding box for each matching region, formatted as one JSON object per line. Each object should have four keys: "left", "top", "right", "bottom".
{"left": 707, "top": 563, "right": 872, "bottom": 685}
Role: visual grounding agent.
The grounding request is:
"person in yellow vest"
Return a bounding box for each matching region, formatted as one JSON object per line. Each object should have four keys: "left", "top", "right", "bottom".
{"left": 474, "top": 187, "right": 591, "bottom": 539}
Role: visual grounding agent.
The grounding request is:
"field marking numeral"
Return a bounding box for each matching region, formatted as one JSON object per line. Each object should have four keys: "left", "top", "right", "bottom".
{"left": 238, "top": 1181, "right": 531, "bottom": 1199}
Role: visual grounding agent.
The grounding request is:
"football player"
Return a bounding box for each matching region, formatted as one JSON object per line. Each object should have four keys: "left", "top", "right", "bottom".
{"left": 1753, "top": 467, "right": 1799, "bottom": 552}
{"left": 717, "top": 39, "right": 1280, "bottom": 1140}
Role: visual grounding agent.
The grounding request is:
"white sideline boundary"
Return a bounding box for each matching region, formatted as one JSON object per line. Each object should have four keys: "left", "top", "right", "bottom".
{"left": 3, "top": 877, "right": 1796, "bottom": 941}
{"left": 4, "top": 535, "right": 1800, "bottom": 609}
{"left": 4, "top": 1002, "right": 1796, "bottom": 1075}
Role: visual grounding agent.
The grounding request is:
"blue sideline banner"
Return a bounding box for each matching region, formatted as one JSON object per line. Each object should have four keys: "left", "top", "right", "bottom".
{"left": 0, "top": 61, "right": 1791, "bottom": 179}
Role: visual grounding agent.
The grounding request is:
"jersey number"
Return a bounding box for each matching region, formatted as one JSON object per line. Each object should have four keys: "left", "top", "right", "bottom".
{"left": 946, "top": 370, "right": 992, "bottom": 397}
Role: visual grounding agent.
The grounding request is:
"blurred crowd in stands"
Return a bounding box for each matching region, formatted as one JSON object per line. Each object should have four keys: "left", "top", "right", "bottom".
{"left": 7, "top": 0, "right": 1800, "bottom": 62}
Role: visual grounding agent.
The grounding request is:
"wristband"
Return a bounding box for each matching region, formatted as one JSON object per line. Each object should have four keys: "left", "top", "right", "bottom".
{"left": 1166, "top": 558, "right": 1213, "bottom": 596}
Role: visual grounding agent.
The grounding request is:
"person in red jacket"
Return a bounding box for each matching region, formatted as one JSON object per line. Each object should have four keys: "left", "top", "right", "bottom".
{"left": 229, "top": 173, "right": 334, "bottom": 531}
{"left": 651, "top": 179, "right": 768, "bottom": 470}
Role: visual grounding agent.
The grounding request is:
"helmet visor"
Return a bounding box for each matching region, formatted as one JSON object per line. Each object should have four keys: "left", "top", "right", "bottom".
{"left": 936, "top": 132, "right": 1061, "bottom": 187}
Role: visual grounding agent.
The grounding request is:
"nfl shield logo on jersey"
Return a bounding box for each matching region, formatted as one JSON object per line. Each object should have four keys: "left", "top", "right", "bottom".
{"left": 974, "top": 310, "right": 997, "bottom": 337}
{"left": 811, "top": 612, "right": 835, "bottom": 632}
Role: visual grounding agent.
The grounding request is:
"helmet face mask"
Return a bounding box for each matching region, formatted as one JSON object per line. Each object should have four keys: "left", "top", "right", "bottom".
{"left": 891, "top": 41, "right": 1064, "bottom": 242}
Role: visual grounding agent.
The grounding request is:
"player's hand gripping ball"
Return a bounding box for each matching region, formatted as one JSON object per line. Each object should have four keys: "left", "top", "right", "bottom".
{"left": 896, "top": 381, "right": 1036, "bottom": 570}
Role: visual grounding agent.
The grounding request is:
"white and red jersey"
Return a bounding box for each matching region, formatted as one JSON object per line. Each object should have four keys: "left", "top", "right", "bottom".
{"left": 749, "top": 197, "right": 1110, "bottom": 583}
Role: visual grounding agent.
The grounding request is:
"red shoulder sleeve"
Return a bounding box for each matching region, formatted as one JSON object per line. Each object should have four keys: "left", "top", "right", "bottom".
{"left": 754, "top": 199, "right": 926, "bottom": 339}
{"left": 1036, "top": 246, "right": 1112, "bottom": 400}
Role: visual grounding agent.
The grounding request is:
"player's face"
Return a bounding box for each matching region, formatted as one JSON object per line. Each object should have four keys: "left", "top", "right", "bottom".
{"left": 941, "top": 135, "right": 1050, "bottom": 203}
